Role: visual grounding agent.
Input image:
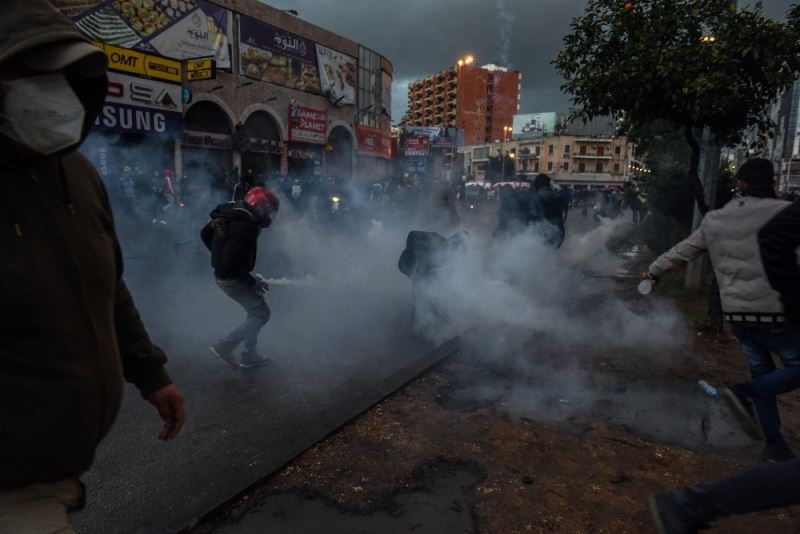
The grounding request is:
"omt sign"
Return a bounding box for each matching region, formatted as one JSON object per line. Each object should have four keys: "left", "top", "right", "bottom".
{"left": 92, "top": 42, "right": 182, "bottom": 84}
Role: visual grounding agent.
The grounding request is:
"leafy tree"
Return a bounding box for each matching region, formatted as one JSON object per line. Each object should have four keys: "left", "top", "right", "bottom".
{"left": 554, "top": 0, "right": 800, "bottom": 215}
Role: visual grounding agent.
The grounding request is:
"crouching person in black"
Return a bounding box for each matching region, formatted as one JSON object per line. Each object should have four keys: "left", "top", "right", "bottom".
{"left": 202, "top": 187, "right": 280, "bottom": 369}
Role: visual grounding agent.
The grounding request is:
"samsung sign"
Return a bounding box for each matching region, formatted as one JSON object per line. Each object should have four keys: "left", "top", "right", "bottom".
{"left": 93, "top": 71, "right": 183, "bottom": 138}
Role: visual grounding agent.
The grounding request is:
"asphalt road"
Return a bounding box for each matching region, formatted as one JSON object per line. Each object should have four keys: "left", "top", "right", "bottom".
{"left": 72, "top": 210, "right": 436, "bottom": 533}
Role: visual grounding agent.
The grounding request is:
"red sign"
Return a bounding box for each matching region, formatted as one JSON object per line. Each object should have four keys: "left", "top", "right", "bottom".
{"left": 289, "top": 104, "right": 327, "bottom": 145}
{"left": 404, "top": 136, "right": 429, "bottom": 157}
{"left": 357, "top": 125, "right": 392, "bottom": 160}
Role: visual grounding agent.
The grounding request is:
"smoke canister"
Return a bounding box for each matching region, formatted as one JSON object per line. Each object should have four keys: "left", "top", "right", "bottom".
{"left": 637, "top": 279, "right": 653, "bottom": 295}
{"left": 698, "top": 380, "right": 720, "bottom": 399}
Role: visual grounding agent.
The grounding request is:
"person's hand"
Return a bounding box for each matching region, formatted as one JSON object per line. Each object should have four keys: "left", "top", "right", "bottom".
{"left": 254, "top": 273, "right": 269, "bottom": 294}
{"left": 640, "top": 271, "right": 655, "bottom": 281}
{"left": 146, "top": 383, "right": 185, "bottom": 441}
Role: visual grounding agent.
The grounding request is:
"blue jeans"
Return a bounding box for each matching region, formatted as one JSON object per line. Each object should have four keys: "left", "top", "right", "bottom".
{"left": 730, "top": 323, "right": 800, "bottom": 443}
{"left": 216, "top": 278, "right": 271, "bottom": 351}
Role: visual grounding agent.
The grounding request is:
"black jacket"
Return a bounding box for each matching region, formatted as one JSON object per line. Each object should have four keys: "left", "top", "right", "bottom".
{"left": 529, "top": 186, "right": 566, "bottom": 247}
{"left": 201, "top": 202, "right": 260, "bottom": 284}
{"left": 759, "top": 200, "right": 800, "bottom": 328}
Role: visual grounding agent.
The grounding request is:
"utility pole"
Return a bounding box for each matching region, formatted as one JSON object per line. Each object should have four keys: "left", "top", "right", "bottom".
{"left": 685, "top": 127, "right": 721, "bottom": 289}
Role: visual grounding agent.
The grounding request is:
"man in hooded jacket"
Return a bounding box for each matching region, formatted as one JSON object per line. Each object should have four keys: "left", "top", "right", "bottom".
{"left": 0, "top": 1, "right": 185, "bottom": 531}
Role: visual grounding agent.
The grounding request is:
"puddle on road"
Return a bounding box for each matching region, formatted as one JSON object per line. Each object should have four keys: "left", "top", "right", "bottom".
{"left": 215, "top": 464, "right": 481, "bottom": 534}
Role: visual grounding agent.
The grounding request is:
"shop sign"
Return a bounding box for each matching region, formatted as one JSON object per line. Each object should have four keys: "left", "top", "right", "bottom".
{"left": 406, "top": 158, "right": 426, "bottom": 172}
{"left": 95, "top": 103, "right": 182, "bottom": 137}
{"left": 357, "top": 125, "right": 392, "bottom": 160}
{"left": 404, "top": 136, "right": 429, "bottom": 157}
{"left": 185, "top": 58, "right": 216, "bottom": 81}
{"left": 93, "top": 71, "right": 183, "bottom": 137}
{"left": 288, "top": 104, "right": 327, "bottom": 145}
{"left": 93, "top": 41, "right": 182, "bottom": 83}
{"left": 238, "top": 15, "right": 321, "bottom": 93}
{"left": 182, "top": 131, "right": 232, "bottom": 150}
{"left": 248, "top": 138, "right": 283, "bottom": 155}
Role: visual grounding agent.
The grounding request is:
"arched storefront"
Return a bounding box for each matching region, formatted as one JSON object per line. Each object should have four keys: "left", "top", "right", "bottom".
{"left": 241, "top": 110, "right": 283, "bottom": 181}
{"left": 325, "top": 125, "right": 354, "bottom": 179}
{"left": 182, "top": 100, "right": 235, "bottom": 193}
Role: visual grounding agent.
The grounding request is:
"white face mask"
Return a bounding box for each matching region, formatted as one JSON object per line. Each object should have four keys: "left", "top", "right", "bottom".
{"left": 0, "top": 73, "right": 86, "bottom": 155}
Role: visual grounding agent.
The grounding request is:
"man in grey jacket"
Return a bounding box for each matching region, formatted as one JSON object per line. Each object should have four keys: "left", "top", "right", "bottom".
{"left": 643, "top": 159, "right": 800, "bottom": 462}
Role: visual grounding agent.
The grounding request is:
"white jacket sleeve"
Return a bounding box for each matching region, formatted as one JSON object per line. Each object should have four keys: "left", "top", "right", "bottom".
{"left": 648, "top": 227, "right": 708, "bottom": 278}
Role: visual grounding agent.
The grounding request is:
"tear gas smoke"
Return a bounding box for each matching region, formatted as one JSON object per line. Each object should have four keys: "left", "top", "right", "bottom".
{"left": 496, "top": 0, "right": 513, "bottom": 68}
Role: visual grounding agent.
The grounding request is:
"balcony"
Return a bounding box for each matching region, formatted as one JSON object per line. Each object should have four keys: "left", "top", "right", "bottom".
{"left": 572, "top": 153, "right": 611, "bottom": 159}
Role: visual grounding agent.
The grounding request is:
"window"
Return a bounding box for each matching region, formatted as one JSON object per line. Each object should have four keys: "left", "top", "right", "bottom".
{"left": 615, "top": 145, "right": 621, "bottom": 155}
{"left": 614, "top": 163, "right": 620, "bottom": 173}
{"left": 596, "top": 162, "right": 603, "bottom": 173}
{"left": 578, "top": 162, "right": 586, "bottom": 172}
{"left": 535, "top": 146, "right": 541, "bottom": 156}
{"left": 534, "top": 161, "right": 539, "bottom": 172}
{"left": 548, "top": 144, "right": 554, "bottom": 154}
{"left": 596, "top": 146, "right": 604, "bottom": 157}
{"left": 358, "top": 47, "right": 382, "bottom": 128}
{"left": 548, "top": 162, "right": 553, "bottom": 171}
{"left": 579, "top": 145, "right": 587, "bottom": 155}
{"left": 564, "top": 145, "right": 571, "bottom": 154}
{"left": 563, "top": 162, "right": 569, "bottom": 171}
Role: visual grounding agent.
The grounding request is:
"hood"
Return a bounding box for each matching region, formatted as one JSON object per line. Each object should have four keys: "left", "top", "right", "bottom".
{"left": 209, "top": 201, "right": 258, "bottom": 224}
{"left": 0, "top": 0, "right": 108, "bottom": 160}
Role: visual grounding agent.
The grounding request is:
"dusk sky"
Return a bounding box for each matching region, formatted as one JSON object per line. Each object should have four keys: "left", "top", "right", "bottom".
{"left": 261, "top": 0, "right": 798, "bottom": 122}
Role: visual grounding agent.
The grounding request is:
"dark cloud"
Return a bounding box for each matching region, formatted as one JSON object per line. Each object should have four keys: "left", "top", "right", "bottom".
{"left": 266, "top": 0, "right": 797, "bottom": 121}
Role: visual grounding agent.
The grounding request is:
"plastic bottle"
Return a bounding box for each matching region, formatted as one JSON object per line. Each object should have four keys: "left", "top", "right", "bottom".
{"left": 698, "top": 380, "right": 719, "bottom": 399}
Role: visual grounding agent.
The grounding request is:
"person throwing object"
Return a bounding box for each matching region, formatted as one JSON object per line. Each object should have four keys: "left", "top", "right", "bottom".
{"left": 201, "top": 187, "right": 279, "bottom": 369}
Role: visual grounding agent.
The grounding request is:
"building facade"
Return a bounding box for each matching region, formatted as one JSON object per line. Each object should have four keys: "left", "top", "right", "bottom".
{"left": 406, "top": 63, "right": 521, "bottom": 146}
{"left": 53, "top": 0, "right": 394, "bottom": 185}
{"left": 465, "top": 135, "right": 634, "bottom": 188}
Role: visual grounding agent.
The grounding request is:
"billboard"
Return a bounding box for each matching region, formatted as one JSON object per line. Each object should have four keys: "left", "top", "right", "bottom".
{"left": 52, "top": 0, "right": 234, "bottom": 69}
{"left": 238, "top": 15, "right": 321, "bottom": 93}
{"left": 316, "top": 45, "right": 356, "bottom": 106}
{"left": 512, "top": 112, "right": 557, "bottom": 139}
{"left": 357, "top": 126, "right": 392, "bottom": 160}
{"left": 288, "top": 104, "right": 327, "bottom": 145}
{"left": 405, "top": 126, "right": 463, "bottom": 148}
{"left": 93, "top": 71, "right": 183, "bottom": 137}
{"left": 381, "top": 71, "right": 392, "bottom": 117}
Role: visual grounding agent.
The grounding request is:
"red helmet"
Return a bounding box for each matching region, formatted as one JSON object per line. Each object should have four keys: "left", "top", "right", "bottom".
{"left": 244, "top": 186, "right": 280, "bottom": 227}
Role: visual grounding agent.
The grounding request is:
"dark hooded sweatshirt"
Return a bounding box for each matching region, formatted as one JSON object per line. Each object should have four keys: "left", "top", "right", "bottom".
{"left": 0, "top": 0, "right": 172, "bottom": 490}
{"left": 200, "top": 202, "right": 260, "bottom": 285}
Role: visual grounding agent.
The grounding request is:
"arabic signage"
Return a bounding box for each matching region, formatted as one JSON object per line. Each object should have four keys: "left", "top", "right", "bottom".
{"left": 512, "top": 112, "right": 557, "bottom": 139}
{"left": 288, "top": 104, "right": 327, "bottom": 145}
{"left": 185, "top": 58, "right": 216, "bottom": 80}
{"left": 53, "top": 1, "right": 234, "bottom": 70}
{"left": 94, "top": 71, "right": 183, "bottom": 137}
{"left": 405, "top": 126, "right": 463, "bottom": 148}
{"left": 357, "top": 126, "right": 392, "bottom": 160}
{"left": 316, "top": 44, "right": 356, "bottom": 105}
{"left": 238, "top": 15, "right": 321, "bottom": 93}
{"left": 404, "top": 136, "right": 429, "bottom": 157}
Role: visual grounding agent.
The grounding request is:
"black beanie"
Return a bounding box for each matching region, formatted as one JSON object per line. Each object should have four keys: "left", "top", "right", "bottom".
{"left": 736, "top": 159, "right": 775, "bottom": 198}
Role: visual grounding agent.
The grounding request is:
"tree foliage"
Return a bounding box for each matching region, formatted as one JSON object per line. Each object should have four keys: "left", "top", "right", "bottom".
{"left": 554, "top": 0, "right": 800, "bottom": 213}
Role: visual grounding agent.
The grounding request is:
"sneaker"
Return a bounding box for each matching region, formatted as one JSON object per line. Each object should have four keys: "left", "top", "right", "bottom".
{"left": 720, "top": 385, "right": 762, "bottom": 440}
{"left": 763, "top": 439, "right": 795, "bottom": 463}
{"left": 209, "top": 343, "right": 237, "bottom": 369}
{"left": 239, "top": 350, "right": 270, "bottom": 369}
{"left": 648, "top": 493, "right": 703, "bottom": 534}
